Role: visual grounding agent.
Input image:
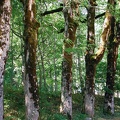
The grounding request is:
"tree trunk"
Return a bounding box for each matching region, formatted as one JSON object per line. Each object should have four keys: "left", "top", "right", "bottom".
{"left": 84, "top": 0, "right": 112, "bottom": 118}
{"left": 0, "top": 1, "right": 11, "bottom": 119}
{"left": 84, "top": 0, "right": 96, "bottom": 117}
{"left": 103, "top": 0, "right": 118, "bottom": 115}
{"left": 23, "top": 0, "right": 40, "bottom": 119}
{"left": 60, "top": 0, "right": 79, "bottom": 119}
{"left": 104, "top": 19, "right": 120, "bottom": 114}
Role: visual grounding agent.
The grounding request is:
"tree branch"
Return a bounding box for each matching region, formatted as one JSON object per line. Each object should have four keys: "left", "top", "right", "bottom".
{"left": 58, "top": 12, "right": 106, "bottom": 33}
{"left": 95, "top": 12, "right": 105, "bottom": 19}
{"left": 41, "top": 7, "right": 63, "bottom": 16}
{"left": 81, "top": 12, "right": 105, "bottom": 23}
{"left": 94, "top": 12, "right": 112, "bottom": 64}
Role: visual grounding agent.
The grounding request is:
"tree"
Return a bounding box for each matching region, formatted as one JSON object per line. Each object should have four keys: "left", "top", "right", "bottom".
{"left": 104, "top": 0, "right": 120, "bottom": 114}
{"left": 84, "top": 0, "right": 112, "bottom": 118}
{"left": 0, "top": 1, "right": 11, "bottom": 119}
{"left": 84, "top": 0, "right": 96, "bottom": 118}
{"left": 60, "top": 0, "right": 79, "bottom": 119}
{"left": 22, "top": 0, "right": 40, "bottom": 119}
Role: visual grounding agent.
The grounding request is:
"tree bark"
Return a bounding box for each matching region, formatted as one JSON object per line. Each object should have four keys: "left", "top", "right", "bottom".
{"left": 0, "top": 1, "right": 11, "bottom": 119}
{"left": 60, "top": 0, "right": 79, "bottom": 119}
{"left": 84, "top": 0, "right": 96, "bottom": 118}
{"left": 103, "top": 0, "right": 118, "bottom": 115}
{"left": 103, "top": 19, "right": 120, "bottom": 114}
{"left": 84, "top": 0, "right": 112, "bottom": 118}
{"left": 23, "top": 0, "right": 40, "bottom": 119}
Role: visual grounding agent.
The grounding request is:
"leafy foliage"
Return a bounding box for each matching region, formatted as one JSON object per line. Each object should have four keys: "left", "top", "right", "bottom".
{"left": 3, "top": 0, "right": 120, "bottom": 119}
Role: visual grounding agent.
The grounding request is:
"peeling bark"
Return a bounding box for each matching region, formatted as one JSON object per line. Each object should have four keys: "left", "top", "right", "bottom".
{"left": 60, "top": 0, "right": 79, "bottom": 119}
{"left": 0, "top": 1, "right": 11, "bottom": 119}
{"left": 23, "top": 0, "right": 40, "bottom": 119}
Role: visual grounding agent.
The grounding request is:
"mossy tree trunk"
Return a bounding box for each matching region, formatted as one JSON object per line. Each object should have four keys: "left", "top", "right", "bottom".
{"left": 104, "top": 18, "right": 120, "bottom": 115}
{"left": 60, "top": 0, "right": 79, "bottom": 119}
{"left": 0, "top": 1, "right": 11, "bottom": 119}
{"left": 103, "top": 0, "right": 119, "bottom": 115}
{"left": 84, "top": 0, "right": 96, "bottom": 118}
{"left": 84, "top": 0, "right": 112, "bottom": 118}
{"left": 23, "top": 0, "right": 40, "bottom": 119}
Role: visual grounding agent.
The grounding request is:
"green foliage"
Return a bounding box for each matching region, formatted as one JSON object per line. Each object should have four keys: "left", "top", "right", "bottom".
{"left": 4, "top": 83, "right": 25, "bottom": 119}
{"left": 4, "top": 85, "right": 120, "bottom": 119}
{"left": 115, "top": 56, "right": 120, "bottom": 91}
{"left": 3, "top": 0, "right": 120, "bottom": 119}
{"left": 104, "top": 86, "right": 114, "bottom": 94}
{"left": 95, "top": 54, "right": 107, "bottom": 93}
{"left": 73, "top": 113, "right": 87, "bottom": 120}
{"left": 115, "top": 1, "right": 120, "bottom": 21}
{"left": 49, "top": 113, "right": 67, "bottom": 120}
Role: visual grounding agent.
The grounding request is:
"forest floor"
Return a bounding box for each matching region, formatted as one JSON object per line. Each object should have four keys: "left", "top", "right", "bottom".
{"left": 4, "top": 85, "right": 120, "bottom": 120}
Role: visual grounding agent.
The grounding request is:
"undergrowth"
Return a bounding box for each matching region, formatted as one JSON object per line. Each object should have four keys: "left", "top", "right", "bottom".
{"left": 4, "top": 84, "right": 120, "bottom": 120}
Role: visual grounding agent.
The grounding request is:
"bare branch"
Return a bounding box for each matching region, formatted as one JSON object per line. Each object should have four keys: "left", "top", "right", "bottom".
{"left": 41, "top": 7, "right": 63, "bottom": 16}
{"left": 95, "top": 12, "right": 105, "bottom": 19}
{"left": 81, "top": 12, "right": 105, "bottom": 23}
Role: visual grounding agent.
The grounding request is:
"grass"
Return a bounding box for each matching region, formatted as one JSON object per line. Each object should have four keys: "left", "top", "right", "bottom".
{"left": 4, "top": 85, "right": 120, "bottom": 120}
